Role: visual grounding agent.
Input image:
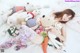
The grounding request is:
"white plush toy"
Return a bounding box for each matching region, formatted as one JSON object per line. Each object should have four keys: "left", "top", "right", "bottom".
{"left": 0, "top": 25, "right": 44, "bottom": 51}
{"left": 7, "top": 9, "right": 40, "bottom": 27}
{"left": 7, "top": 2, "right": 38, "bottom": 16}
{"left": 25, "top": 9, "right": 40, "bottom": 21}
{"left": 0, "top": 10, "right": 12, "bottom": 26}
{"left": 40, "top": 15, "right": 63, "bottom": 49}
{"left": 17, "top": 25, "right": 44, "bottom": 45}
{"left": 7, "top": 11, "right": 26, "bottom": 26}
{"left": 25, "top": 2, "right": 36, "bottom": 12}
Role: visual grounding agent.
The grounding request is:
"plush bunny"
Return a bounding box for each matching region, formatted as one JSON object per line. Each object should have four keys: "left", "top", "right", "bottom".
{"left": 40, "top": 15, "right": 63, "bottom": 49}
{"left": 40, "top": 15, "right": 54, "bottom": 27}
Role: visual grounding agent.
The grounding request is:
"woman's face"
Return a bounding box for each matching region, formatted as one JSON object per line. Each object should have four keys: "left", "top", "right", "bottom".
{"left": 61, "top": 14, "right": 72, "bottom": 22}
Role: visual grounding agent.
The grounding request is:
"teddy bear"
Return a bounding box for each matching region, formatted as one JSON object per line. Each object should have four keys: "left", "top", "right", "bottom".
{"left": 8, "top": 2, "right": 37, "bottom": 16}
{"left": 7, "top": 8, "right": 40, "bottom": 27}
{"left": 25, "top": 2, "right": 36, "bottom": 12}
{"left": 39, "top": 14, "right": 63, "bottom": 49}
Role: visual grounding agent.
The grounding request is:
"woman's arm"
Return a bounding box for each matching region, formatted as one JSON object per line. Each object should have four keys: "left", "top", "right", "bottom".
{"left": 60, "top": 25, "right": 66, "bottom": 42}
{"left": 51, "top": 25, "right": 66, "bottom": 42}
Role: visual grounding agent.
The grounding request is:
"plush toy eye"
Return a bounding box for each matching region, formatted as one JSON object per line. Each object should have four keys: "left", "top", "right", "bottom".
{"left": 42, "top": 15, "right": 45, "bottom": 18}
{"left": 27, "top": 2, "right": 29, "bottom": 4}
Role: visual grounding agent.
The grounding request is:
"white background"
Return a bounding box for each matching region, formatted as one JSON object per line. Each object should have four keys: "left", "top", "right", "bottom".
{"left": 0, "top": 0, "right": 80, "bottom": 53}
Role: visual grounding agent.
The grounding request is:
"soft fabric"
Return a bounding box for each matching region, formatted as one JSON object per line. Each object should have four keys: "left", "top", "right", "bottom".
{"left": 48, "top": 31, "right": 63, "bottom": 49}
{"left": 7, "top": 26, "right": 19, "bottom": 37}
{"left": 26, "top": 19, "right": 37, "bottom": 27}
{"left": 13, "top": 6, "right": 25, "bottom": 12}
{"left": 0, "top": 25, "right": 43, "bottom": 50}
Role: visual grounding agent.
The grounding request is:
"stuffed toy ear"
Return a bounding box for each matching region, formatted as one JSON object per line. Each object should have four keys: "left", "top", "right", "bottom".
{"left": 25, "top": 3, "right": 35, "bottom": 12}
{"left": 14, "top": 6, "right": 25, "bottom": 12}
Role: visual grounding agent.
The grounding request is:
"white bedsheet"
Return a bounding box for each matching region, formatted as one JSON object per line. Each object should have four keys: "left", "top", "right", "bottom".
{"left": 0, "top": 0, "right": 80, "bottom": 53}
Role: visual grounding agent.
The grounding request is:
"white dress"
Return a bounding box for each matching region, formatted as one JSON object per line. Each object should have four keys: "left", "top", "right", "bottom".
{"left": 48, "top": 21, "right": 64, "bottom": 49}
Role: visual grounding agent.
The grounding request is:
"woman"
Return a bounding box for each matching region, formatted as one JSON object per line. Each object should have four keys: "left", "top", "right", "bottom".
{"left": 42, "top": 9, "right": 75, "bottom": 53}
{"left": 52, "top": 9, "right": 75, "bottom": 43}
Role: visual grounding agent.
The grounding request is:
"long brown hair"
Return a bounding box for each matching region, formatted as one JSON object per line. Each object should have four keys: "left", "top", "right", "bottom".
{"left": 53, "top": 9, "right": 75, "bottom": 23}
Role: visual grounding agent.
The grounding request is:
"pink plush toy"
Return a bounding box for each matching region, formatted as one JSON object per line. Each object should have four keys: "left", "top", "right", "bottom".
{"left": 10, "top": 2, "right": 36, "bottom": 15}
{"left": 0, "top": 25, "right": 43, "bottom": 51}
{"left": 35, "top": 25, "right": 44, "bottom": 34}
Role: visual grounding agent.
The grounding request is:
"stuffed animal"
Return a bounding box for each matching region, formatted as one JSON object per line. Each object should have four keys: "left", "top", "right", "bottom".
{"left": 7, "top": 26, "right": 19, "bottom": 37}
{"left": 11, "top": 6, "right": 26, "bottom": 13}
{"left": 25, "top": 9, "right": 41, "bottom": 21}
{"left": 19, "top": 25, "right": 43, "bottom": 45}
{"left": 40, "top": 15, "right": 54, "bottom": 27}
{"left": 26, "top": 18, "right": 37, "bottom": 28}
{"left": 9, "top": 2, "right": 36, "bottom": 15}
{"left": 39, "top": 14, "right": 63, "bottom": 52}
{"left": 0, "top": 10, "right": 12, "bottom": 26}
{"left": 7, "top": 11, "right": 24, "bottom": 26}
{"left": 7, "top": 9, "right": 40, "bottom": 27}
{"left": 0, "top": 25, "right": 44, "bottom": 51}
{"left": 25, "top": 2, "right": 36, "bottom": 12}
